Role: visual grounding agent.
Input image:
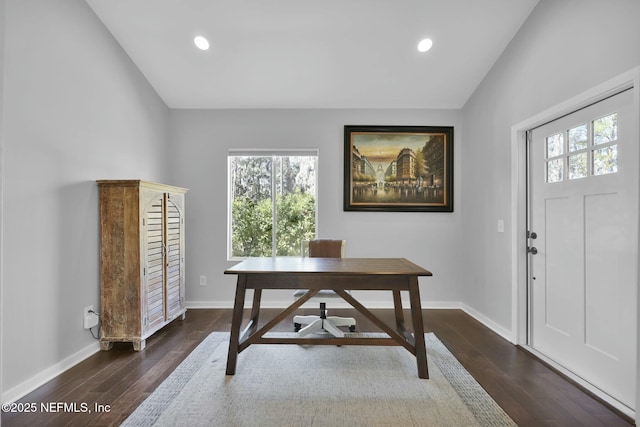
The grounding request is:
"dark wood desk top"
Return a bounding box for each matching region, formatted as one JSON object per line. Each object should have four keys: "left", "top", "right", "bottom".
{"left": 224, "top": 257, "right": 432, "bottom": 276}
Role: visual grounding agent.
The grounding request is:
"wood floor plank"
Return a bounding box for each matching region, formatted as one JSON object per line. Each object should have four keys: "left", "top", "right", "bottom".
{"left": 1, "top": 309, "right": 633, "bottom": 426}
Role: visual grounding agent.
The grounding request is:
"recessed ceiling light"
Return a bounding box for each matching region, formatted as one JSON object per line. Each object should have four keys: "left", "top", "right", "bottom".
{"left": 417, "top": 38, "right": 433, "bottom": 53}
{"left": 194, "top": 36, "right": 210, "bottom": 51}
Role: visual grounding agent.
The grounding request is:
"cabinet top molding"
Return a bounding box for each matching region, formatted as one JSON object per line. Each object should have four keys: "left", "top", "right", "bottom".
{"left": 96, "top": 179, "right": 188, "bottom": 193}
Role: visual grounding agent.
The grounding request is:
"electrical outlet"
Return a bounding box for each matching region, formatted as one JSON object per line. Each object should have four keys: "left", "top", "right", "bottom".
{"left": 83, "top": 305, "right": 99, "bottom": 329}
{"left": 199, "top": 275, "right": 207, "bottom": 286}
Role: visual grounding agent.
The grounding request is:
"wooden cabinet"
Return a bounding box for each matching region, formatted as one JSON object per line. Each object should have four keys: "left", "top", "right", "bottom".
{"left": 97, "top": 180, "right": 188, "bottom": 351}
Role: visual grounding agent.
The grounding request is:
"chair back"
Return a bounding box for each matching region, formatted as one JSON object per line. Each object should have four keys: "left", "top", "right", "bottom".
{"left": 302, "top": 239, "right": 345, "bottom": 258}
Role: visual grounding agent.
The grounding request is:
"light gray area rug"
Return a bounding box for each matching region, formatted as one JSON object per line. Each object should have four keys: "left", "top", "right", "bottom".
{"left": 123, "top": 332, "right": 516, "bottom": 426}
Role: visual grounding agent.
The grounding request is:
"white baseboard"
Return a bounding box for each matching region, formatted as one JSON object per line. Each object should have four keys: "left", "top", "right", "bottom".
{"left": 1, "top": 341, "right": 101, "bottom": 404}
{"left": 459, "top": 304, "right": 515, "bottom": 343}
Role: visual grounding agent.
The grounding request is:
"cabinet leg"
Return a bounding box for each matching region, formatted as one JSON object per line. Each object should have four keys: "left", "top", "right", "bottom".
{"left": 100, "top": 341, "right": 113, "bottom": 351}
{"left": 133, "top": 339, "right": 146, "bottom": 351}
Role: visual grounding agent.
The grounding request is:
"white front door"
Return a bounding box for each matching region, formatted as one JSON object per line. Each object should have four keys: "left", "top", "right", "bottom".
{"left": 528, "top": 88, "right": 638, "bottom": 410}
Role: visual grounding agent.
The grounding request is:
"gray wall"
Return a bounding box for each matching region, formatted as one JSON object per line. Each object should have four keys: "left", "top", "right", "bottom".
{"left": 1, "top": 0, "right": 170, "bottom": 399}
{"left": 168, "top": 109, "right": 463, "bottom": 308}
{"left": 460, "top": 0, "right": 640, "bottom": 330}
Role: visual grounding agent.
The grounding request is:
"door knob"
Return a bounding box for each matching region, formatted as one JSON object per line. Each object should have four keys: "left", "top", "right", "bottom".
{"left": 528, "top": 246, "right": 538, "bottom": 255}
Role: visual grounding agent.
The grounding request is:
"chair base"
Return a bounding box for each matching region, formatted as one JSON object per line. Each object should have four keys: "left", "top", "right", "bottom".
{"left": 293, "top": 314, "right": 356, "bottom": 338}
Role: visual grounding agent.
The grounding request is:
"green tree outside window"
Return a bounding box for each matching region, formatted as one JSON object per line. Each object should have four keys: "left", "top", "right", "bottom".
{"left": 229, "top": 153, "right": 317, "bottom": 258}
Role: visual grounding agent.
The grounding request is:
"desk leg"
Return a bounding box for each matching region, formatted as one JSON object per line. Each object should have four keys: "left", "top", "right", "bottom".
{"left": 409, "top": 277, "right": 429, "bottom": 379}
{"left": 392, "top": 290, "right": 404, "bottom": 330}
{"left": 226, "top": 274, "right": 247, "bottom": 375}
{"left": 393, "top": 290, "right": 414, "bottom": 344}
{"left": 250, "top": 289, "right": 262, "bottom": 324}
{"left": 243, "top": 289, "right": 262, "bottom": 338}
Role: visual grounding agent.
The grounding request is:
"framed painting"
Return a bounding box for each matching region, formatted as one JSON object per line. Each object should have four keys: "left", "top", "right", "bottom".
{"left": 344, "top": 125, "right": 453, "bottom": 212}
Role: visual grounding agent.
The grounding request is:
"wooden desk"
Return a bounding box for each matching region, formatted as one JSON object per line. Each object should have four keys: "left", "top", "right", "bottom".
{"left": 224, "top": 257, "right": 433, "bottom": 378}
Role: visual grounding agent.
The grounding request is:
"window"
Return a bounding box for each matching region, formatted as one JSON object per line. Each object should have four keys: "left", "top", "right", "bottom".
{"left": 545, "top": 112, "right": 619, "bottom": 183}
{"left": 228, "top": 149, "right": 318, "bottom": 259}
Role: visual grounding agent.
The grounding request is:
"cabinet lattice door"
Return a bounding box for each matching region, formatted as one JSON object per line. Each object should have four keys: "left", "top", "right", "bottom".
{"left": 145, "top": 194, "right": 165, "bottom": 330}
{"left": 165, "top": 197, "right": 184, "bottom": 318}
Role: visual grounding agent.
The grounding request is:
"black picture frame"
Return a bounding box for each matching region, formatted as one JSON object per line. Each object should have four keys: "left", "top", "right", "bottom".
{"left": 344, "top": 125, "right": 454, "bottom": 212}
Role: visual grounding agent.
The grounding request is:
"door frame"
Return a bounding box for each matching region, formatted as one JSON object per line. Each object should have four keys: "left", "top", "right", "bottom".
{"left": 510, "top": 67, "right": 640, "bottom": 419}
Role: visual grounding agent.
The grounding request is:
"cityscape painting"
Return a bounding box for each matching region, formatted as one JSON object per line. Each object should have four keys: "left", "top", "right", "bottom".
{"left": 344, "top": 125, "right": 453, "bottom": 212}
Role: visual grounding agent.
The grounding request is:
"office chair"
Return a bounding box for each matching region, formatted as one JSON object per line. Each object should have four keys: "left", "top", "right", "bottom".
{"left": 292, "top": 239, "right": 356, "bottom": 338}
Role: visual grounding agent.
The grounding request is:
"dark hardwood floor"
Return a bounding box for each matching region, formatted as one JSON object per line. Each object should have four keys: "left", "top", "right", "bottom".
{"left": 2, "top": 308, "right": 634, "bottom": 426}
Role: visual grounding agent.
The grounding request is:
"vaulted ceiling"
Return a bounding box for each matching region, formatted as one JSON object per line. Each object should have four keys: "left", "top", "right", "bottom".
{"left": 86, "top": 0, "right": 539, "bottom": 109}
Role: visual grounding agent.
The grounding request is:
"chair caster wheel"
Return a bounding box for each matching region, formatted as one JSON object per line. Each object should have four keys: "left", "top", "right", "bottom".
{"left": 349, "top": 325, "right": 356, "bottom": 332}
{"left": 294, "top": 322, "right": 301, "bottom": 332}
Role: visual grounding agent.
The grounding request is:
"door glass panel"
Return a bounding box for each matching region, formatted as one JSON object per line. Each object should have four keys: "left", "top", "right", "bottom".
{"left": 568, "top": 124, "right": 588, "bottom": 152}
{"left": 546, "top": 111, "right": 619, "bottom": 183}
{"left": 593, "top": 145, "right": 618, "bottom": 175}
{"left": 547, "top": 133, "right": 564, "bottom": 157}
{"left": 593, "top": 113, "right": 617, "bottom": 145}
{"left": 568, "top": 153, "right": 588, "bottom": 179}
{"left": 547, "top": 158, "right": 564, "bottom": 183}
